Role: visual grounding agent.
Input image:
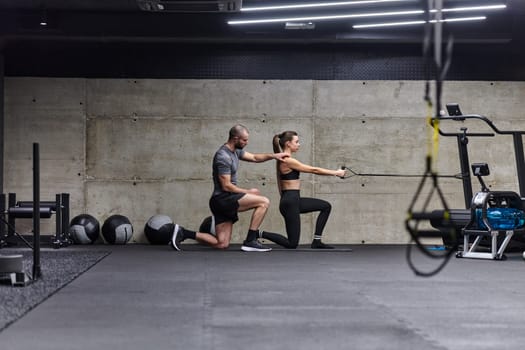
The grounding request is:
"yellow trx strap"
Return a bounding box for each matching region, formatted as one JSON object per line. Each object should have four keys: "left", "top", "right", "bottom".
{"left": 426, "top": 101, "right": 439, "bottom": 174}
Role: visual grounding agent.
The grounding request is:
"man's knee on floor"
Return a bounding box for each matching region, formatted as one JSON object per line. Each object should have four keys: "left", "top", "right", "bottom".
{"left": 214, "top": 235, "right": 230, "bottom": 249}
{"left": 215, "top": 242, "right": 230, "bottom": 249}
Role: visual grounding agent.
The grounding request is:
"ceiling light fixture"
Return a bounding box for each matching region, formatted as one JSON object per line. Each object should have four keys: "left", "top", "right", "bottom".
{"left": 241, "top": 0, "right": 415, "bottom": 12}
{"left": 353, "top": 20, "right": 424, "bottom": 28}
{"left": 430, "top": 4, "right": 506, "bottom": 13}
{"left": 285, "top": 21, "right": 316, "bottom": 30}
{"left": 430, "top": 16, "right": 486, "bottom": 23}
{"left": 353, "top": 16, "right": 486, "bottom": 28}
{"left": 228, "top": 9, "right": 424, "bottom": 25}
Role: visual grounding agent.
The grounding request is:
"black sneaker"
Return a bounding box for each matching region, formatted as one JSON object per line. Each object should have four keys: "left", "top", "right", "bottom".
{"left": 170, "top": 224, "right": 184, "bottom": 251}
{"left": 311, "top": 240, "right": 335, "bottom": 249}
{"left": 241, "top": 239, "right": 272, "bottom": 252}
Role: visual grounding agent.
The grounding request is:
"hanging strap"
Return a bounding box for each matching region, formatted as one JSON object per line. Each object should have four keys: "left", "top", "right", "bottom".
{"left": 404, "top": 0, "right": 459, "bottom": 277}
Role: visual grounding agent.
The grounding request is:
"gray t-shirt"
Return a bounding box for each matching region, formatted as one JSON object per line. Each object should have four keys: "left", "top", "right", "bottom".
{"left": 212, "top": 145, "right": 245, "bottom": 196}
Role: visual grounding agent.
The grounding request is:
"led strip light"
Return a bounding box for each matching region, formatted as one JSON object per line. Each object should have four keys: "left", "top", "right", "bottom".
{"left": 241, "top": 0, "right": 415, "bottom": 12}
{"left": 228, "top": 3, "right": 506, "bottom": 26}
{"left": 228, "top": 10, "right": 424, "bottom": 25}
{"left": 353, "top": 16, "right": 487, "bottom": 28}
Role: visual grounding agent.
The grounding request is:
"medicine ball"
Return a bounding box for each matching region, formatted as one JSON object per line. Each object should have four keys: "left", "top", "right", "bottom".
{"left": 144, "top": 214, "right": 174, "bottom": 245}
{"left": 102, "top": 214, "right": 133, "bottom": 244}
{"left": 69, "top": 214, "right": 100, "bottom": 244}
{"left": 198, "top": 216, "right": 216, "bottom": 236}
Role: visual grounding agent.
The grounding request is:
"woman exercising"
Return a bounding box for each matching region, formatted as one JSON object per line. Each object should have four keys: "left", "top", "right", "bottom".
{"left": 260, "top": 131, "right": 346, "bottom": 249}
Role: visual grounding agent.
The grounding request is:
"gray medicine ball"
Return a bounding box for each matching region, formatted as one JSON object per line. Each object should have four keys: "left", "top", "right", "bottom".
{"left": 144, "top": 214, "right": 174, "bottom": 245}
{"left": 69, "top": 214, "right": 100, "bottom": 244}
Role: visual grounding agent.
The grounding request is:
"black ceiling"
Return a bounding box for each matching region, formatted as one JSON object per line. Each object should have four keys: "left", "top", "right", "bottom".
{"left": 0, "top": 1, "right": 523, "bottom": 79}
{"left": 0, "top": 0, "right": 523, "bottom": 45}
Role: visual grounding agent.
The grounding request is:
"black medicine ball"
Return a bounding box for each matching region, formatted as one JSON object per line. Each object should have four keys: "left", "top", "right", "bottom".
{"left": 102, "top": 214, "right": 133, "bottom": 244}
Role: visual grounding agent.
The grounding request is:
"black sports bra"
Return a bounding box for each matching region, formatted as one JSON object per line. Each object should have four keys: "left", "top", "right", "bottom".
{"left": 280, "top": 169, "right": 300, "bottom": 180}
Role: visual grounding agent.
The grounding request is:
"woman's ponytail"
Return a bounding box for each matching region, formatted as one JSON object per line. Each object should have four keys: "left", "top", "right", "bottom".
{"left": 273, "top": 134, "right": 282, "bottom": 153}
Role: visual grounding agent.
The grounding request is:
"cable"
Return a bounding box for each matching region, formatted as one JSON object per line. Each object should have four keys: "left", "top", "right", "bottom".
{"left": 340, "top": 166, "right": 462, "bottom": 179}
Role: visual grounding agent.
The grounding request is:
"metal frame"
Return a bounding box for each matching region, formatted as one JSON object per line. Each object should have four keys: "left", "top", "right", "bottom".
{"left": 458, "top": 229, "right": 514, "bottom": 260}
{"left": 1, "top": 192, "right": 71, "bottom": 248}
{"left": 438, "top": 112, "right": 525, "bottom": 202}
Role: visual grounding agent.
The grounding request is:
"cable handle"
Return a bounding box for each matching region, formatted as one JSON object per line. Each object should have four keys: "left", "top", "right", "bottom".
{"left": 339, "top": 166, "right": 353, "bottom": 179}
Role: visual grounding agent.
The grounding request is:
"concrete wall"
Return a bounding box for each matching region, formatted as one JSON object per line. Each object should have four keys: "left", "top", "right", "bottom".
{"left": 4, "top": 78, "right": 525, "bottom": 244}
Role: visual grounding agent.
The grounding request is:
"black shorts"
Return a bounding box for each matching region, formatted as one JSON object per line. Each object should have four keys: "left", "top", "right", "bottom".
{"left": 209, "top": 192, "right": 246, "bottom": 225}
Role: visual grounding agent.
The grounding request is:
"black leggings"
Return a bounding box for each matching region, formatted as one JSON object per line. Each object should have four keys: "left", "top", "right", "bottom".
{"left": 262, "top": 190, "right": 331, "bottom": 248}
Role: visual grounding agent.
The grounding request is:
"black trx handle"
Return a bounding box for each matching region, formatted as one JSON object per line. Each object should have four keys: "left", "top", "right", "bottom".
{"left": 405, "top": 156, "right": 459, "bottom": 277}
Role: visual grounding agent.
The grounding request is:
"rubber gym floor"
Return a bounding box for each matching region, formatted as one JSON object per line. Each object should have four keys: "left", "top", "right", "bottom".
{"left": 1, "top": 243, "right": 525, "bottom": 350}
